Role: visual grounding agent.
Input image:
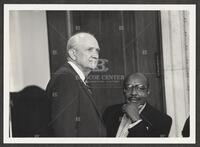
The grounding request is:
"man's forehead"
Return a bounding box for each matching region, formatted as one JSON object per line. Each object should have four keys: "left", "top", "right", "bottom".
{"left": 126, "top": 75, "right": 147, "bottom": 85}
{"left": 78, "top": 37, "right": 99, "bottom": 49}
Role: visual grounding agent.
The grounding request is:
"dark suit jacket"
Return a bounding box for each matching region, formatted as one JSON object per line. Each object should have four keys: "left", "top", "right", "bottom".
{"left": 103, "top": 103, "right": 172, "bottom": 137}
{"left": 182, "top": 117, "right": 189, "bottom": 137}
{"left": 46, "top": 63, "right": 106, "bottom": 137}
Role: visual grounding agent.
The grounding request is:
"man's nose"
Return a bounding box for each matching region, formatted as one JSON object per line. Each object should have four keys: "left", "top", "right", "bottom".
{"left": 130, "top": 87, "right": 138, "bottom": 96}
{"left": 92, "top": 50, "right": 99, "bottom": 59}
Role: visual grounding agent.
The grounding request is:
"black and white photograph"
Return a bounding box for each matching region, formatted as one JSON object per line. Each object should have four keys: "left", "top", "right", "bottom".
{"left": 3, "top": 4, "right": 196, "bottom": 144}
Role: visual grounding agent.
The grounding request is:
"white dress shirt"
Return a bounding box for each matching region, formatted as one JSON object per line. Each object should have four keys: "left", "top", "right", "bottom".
{"left": 116, "top": 102, "right": 146, "bottom": 137}
{"left": 68, "top": 61, "right": 86, "bottom": 84}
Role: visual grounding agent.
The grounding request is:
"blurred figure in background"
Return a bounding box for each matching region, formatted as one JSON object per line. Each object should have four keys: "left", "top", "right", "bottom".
{"left": 182, "top": 116, "right": 190, "bottom": 137}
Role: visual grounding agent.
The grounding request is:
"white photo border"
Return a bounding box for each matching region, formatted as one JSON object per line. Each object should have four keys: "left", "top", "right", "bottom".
{"left": 4, "top": 4, "right": 196, "bottom": 144}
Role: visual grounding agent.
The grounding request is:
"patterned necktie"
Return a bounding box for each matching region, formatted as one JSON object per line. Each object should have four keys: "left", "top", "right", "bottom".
{"left": 84, "top": 79, "right": 92, "bottom": 94}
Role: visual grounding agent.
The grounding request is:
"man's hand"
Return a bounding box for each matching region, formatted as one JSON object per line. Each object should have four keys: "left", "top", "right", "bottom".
{"left": 122, "top": 102, "right": 141, "bottom": 122}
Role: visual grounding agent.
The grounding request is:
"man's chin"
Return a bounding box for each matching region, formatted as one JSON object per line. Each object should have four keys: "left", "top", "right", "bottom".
{"left": 90, "top": 66, "right": 97, "bottom": 70}
{"left": 89, "top": 64, "right": 98, "bottom": 70}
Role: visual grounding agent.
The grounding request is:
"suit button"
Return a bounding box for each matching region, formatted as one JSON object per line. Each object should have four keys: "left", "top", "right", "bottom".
{"left": 75, "top": 116, "right": 81, "bottom": 121}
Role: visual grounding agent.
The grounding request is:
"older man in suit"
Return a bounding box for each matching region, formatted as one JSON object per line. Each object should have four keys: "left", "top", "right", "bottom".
{"left": 46, "top": 32, "right": 106, "bottom": 137}
{"left": 103, "top": 73, "right": 172, "bottom": 137}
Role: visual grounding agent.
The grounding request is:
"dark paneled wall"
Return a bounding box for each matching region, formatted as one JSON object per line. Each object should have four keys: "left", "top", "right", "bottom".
{"left": 46, "top": 11, "right": 165, "bottom": 113}
{"left": 46, "top": 11, "right": 70, "bottom": 73}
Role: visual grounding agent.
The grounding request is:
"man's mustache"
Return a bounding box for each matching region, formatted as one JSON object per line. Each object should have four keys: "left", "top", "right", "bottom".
{"left": 127, "top": 96, "right": 142, "bottom": 102}
{"left": 89, "top": 58, "right": 98, "bottom": 62}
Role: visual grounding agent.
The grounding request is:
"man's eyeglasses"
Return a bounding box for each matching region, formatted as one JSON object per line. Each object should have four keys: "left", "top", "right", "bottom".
{"left": 124, "top": 84, "right": 148, "bottom": 93}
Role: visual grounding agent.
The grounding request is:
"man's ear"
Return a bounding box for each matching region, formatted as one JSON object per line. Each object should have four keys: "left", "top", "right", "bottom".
{"left": 147, "top": 89, "right": 150, "bottom": 95}
{"left": 68, "top": 49, "right": 76, "bottom": 60}
{"left": 123, "top": 88, "right": 126, "bottom": 95}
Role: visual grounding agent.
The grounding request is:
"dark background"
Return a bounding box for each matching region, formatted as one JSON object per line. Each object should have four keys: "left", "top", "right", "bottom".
{"left": 46, "top": 10, "right": 165, "bottom": 114}
{"left": 0, "top": 0, "right": 199, "bottom": 146}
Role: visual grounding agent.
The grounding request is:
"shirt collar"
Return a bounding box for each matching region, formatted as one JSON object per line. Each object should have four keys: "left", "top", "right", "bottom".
{"left": 139, "top": 102, "right": 146, "bottom": 114}
{"left": 68, "top": 61, "right": 85, "bottom": 82}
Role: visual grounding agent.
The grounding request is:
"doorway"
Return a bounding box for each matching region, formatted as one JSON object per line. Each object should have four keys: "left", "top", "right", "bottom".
{"left": 46, "top": 11, "right": 165, "bottom": 113}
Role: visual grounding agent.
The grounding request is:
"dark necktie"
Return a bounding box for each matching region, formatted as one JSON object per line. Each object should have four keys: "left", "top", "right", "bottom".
{"left": 84, "top": 79, "right": 93, "bottom": 94}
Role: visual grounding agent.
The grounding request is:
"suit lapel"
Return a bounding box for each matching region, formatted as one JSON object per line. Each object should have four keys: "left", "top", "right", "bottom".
{"left": 140, "top": 103, "right": 153, "bottom": 127}
{"left": 64, "top": 63, "right": 102, "bottom": 119}
{"left": 116, "top": 104, "right": 125, "bottom": 128}
{"left": 78, "top": 79, "right": 102, "bottom": 119}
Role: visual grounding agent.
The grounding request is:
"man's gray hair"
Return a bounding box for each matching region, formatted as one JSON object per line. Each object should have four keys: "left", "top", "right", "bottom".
{"left": 66, "top": 32, "right": 95, "bottom": 52}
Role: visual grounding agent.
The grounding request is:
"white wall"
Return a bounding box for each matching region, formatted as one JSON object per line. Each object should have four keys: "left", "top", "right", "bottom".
{"left": 9, "top": 11, "right": 50, "bottom": 92}
{"left": 161, "top": 11, "right": 190, "bottom": 137}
